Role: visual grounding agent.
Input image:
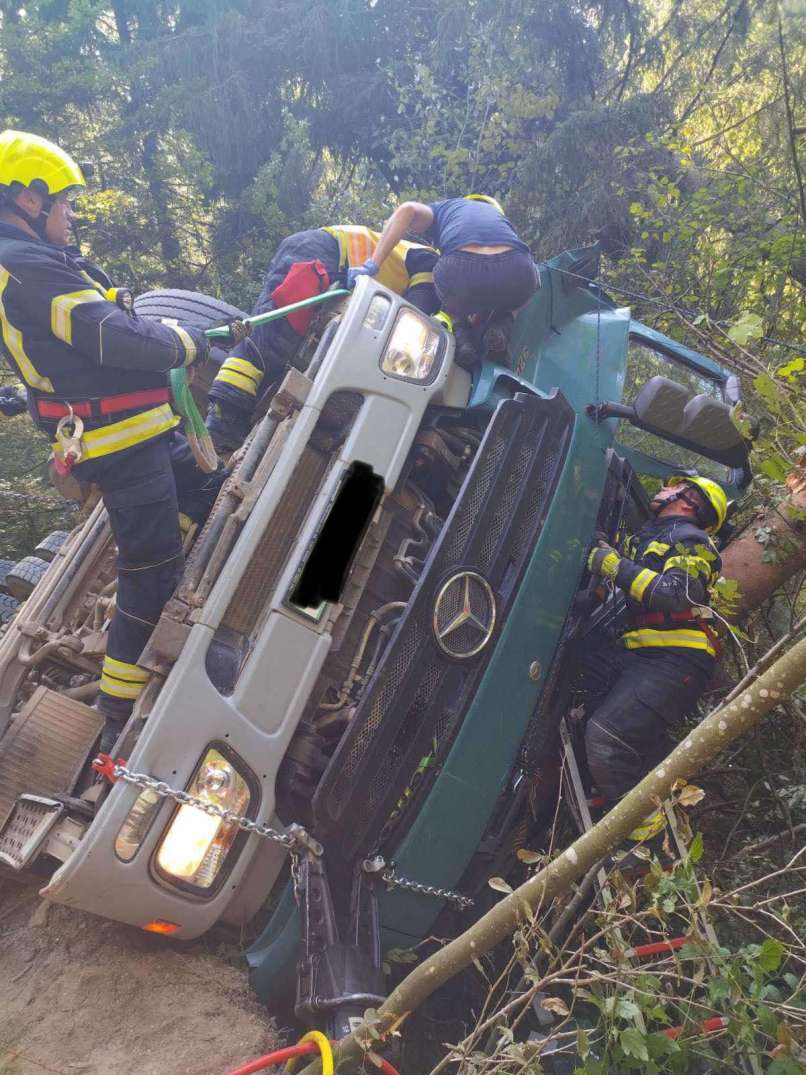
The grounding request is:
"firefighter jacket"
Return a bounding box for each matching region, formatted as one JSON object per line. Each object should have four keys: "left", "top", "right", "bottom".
{"left": 615, "top": 514, "right": 722, "bottom": 662}
{"left": 321, "top": 225, "right": 438, "bottom": 307}
{"left": 211, "top": 226, "right": 439, "bottom": 410}
{"left": 0, "top": 221, "right": 206, "bottom": 461}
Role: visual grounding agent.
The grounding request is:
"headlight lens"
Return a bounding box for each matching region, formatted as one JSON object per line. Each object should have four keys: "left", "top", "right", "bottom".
{"left": 155, "top": 748, "right": 252, "bottom": 891}
{"left": 380, "top": 309, "right": 442, "bottom": 383}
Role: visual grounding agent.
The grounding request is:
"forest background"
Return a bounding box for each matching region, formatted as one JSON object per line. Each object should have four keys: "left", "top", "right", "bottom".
{"left": 0, "top": 0, "right": 803, "bottom": 558}
{"left": 0, "top": 1, "right": 804, "bottom": 1071}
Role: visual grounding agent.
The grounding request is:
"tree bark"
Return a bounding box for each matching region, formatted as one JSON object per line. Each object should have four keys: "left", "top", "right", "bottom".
{"left": 299, "top": 635, "right": 806, "bottom": 1074}
{"left": 721, "top": 469, "right": 806, "bottom": 620}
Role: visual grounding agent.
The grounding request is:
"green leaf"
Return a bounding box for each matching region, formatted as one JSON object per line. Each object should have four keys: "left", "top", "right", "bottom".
{"left": 727, "top": 312, "right": 763, "bottom": 347}
{"left": 768, "top": 1060, "right": 805, "bottom": 1075}
{"left": 687, "top": 832, "right": 704, "bottom": 864}
{"left": 758, "top": 938, "right": 786, "bottom": 974}
{"left": 758, "top": 1004, "right": 778, "bottom": 1037}
{"left": 760, "top": 457, "right": 789, "bottom": 482}
{"left": 615, "top": 997, "right": 642, "bottom": 1021}
{"left": 776, "top": 356, "right": 805, "bottom": 381}
{"left": 620, "top": 1027, "right": 649, "bottom": 1062}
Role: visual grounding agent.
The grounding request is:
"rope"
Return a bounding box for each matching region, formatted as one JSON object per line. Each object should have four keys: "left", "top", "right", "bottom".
{"left": 169, "top": 367, "right": 218, "bottom": 474}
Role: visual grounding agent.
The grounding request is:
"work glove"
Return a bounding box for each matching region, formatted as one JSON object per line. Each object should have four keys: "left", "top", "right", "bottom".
{"left": 347, "top": 258, "right": 380, "bottom": 288}
{"left": 211, "top": 318, "right": 251, "bottom": 349}
{"left": 184, "top": 325, "right": 212, "bottom": 367}
{"left": 0, "top": 386, "right": 27, "bottom": 416}
{"left": 586, "top": 539, "right": 621, "bottom": 582}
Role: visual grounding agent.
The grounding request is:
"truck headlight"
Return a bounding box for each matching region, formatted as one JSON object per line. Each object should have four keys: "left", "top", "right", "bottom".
{"left": 380, "top": 309, "right": 443, "bottom": 383}
{"left": 155, "top": 747, "right": 253, "bottom": 892}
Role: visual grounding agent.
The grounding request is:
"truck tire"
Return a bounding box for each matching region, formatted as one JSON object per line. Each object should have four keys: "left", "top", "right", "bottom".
{"left": 5, "top": 555, "right": 50, "bottom": 601}
{"left": 33, "top": 529, "right": 70, "bottom": 562}
{"left": 0, "top": 593, "right": 18, "bottom": 623}
{"left": 133, "top": 289, "right": 248, "bottom": 366}
{"left": 0, "top": 558, "right": 15, "bottom": 594}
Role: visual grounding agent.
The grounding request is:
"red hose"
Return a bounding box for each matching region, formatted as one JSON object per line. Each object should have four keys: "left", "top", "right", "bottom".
{"left": 222, "top": 1042, "right": 402, "bottom": 1075}
{"left": 223, "top": 1043, "right": 316, "bottom": 1075}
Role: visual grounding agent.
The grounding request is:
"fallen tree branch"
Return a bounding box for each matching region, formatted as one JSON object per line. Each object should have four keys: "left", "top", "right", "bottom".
{"left": 724, "top": 821, "right": 806, "bottom": 863}
{"left": 299, "top": 635, "right": 806, "bottom": 1074}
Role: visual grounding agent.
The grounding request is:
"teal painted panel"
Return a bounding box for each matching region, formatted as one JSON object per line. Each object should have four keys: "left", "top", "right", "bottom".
{"left": 377, "top": 417, "right": 613, "bottom": 943}
{"left": 247, "top": 882, "right": 299, "bottom": 1004}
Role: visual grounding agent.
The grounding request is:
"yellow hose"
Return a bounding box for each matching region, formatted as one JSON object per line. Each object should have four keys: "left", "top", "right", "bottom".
{"left": 285, "top": 1032, "right": 333, "bottom": 1075}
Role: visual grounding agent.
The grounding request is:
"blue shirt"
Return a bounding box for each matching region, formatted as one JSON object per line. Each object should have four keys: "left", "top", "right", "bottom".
{"left": 424, "top": 199, "right": 530, "bottom": 256}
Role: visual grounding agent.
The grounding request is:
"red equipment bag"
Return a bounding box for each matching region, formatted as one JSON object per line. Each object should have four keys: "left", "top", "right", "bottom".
{"left": 270, "top": 260, "right": 330, "bottom": 335}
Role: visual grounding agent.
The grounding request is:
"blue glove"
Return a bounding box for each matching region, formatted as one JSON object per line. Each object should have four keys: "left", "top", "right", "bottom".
{"left": 347, "top": 258, "right": 380, "bottom": 288}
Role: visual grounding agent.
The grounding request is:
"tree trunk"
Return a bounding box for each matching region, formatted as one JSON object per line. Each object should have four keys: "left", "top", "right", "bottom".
{"left": 299, "top": 634, "right": 806, "bottom": 1074}
{"left": 721, "top": 468, "right": 806, "bottom": 620}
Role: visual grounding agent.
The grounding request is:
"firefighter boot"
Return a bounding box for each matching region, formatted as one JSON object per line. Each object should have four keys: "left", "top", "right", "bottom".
{"left": 205, "top": 400, "right": 252, "bottom": 453}
{"left": 453, "top": 322, "right": 482, "bottom": 370}
{"left": 482, "top": 311, "right": 515, "bottom": 365}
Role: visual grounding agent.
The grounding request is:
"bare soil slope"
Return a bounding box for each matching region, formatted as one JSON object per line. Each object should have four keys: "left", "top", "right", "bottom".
{"left": 0, "top": 875, "right": 280, "bottom": 1075}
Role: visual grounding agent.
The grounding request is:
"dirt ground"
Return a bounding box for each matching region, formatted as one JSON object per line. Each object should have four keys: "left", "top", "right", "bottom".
{"left": 0, "top": 874, "right": 282, "bottom": 1075}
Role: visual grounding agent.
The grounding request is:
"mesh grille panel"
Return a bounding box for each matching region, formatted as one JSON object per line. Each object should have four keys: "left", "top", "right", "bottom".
{"left": 222, "top": 447, "right": 328, "bottom": 635}
{"left": 329, "top": 620, "right": 421, "bottom": 805}
{"left": 442, "top": 429, "right": 509, "bottom": 562}
{"left": 312, "top": 392, "right": 575, "bottom": 858}
{"left": 221, "top": 392, "right": 363, "bottom": 637}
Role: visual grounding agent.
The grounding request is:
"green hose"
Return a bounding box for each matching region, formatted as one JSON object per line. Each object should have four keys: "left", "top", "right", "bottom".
{"left": 170, "top": 367, "right": 218, "bottom": 473}
{"left": 204, "top": 288, "right": 351, "bottom": 340}
{"left": 174, "top": 287, "right": 350, "bottom": 470}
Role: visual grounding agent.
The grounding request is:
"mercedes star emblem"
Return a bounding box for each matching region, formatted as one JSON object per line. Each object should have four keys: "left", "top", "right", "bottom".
{"left": 433, "top": 570, "right": 496, "bottom": 659}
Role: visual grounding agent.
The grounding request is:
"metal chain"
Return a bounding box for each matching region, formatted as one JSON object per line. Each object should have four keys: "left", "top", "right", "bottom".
{"left": 111, "top": 763, "right": 318, "bottom": 852}
{"left": 379, "top": 865, "right": 474, "bottom": 910}
{"left": 112, "top": 764, "right": 470, "bottom": 907}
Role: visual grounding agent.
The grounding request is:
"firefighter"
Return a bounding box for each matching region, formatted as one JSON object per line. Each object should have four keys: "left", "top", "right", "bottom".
{"left": 0, "top": 129, "right": 225, "bottom": 751}
{"left": 206, "top": 225, "right": 440, "bottom": 451}
{"left": 582, "top": 475, "right": 728, "bottom": 859}
{"left": 349, "top": 194, "right": 539, "bottom": 364}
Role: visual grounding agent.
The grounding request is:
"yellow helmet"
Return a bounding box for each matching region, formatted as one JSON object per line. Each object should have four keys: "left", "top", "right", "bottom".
{"left": 463, "top": 193, "right": 504, "bottom": 214}
{"left": 0, "top": 129, "right": 86, "bottom": 201}
{"left": 668, "top": 475, "right": 728, "bottom": 532}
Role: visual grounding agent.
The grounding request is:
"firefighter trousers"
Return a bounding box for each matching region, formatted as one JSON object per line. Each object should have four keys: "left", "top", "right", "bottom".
{"left": 573, "top": 640, "right": 712, "bottom": 804}
{"left": 75, "top": 431, "right": 225, "bottom": 718}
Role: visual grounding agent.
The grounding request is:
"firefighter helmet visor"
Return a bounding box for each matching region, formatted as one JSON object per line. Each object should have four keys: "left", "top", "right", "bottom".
{"left": 665, "top": 475, "right": 728, "bottom": 532}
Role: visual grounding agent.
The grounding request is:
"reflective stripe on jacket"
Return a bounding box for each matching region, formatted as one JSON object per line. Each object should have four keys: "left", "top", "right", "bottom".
{"left": 0, "top": 221, "right": 205, "bottom": 455}
{"left": 322, "top": 225, "right": 437, "bottom": 299}
{"left": 616, "top": 516, "right": 722, "bottom": 660}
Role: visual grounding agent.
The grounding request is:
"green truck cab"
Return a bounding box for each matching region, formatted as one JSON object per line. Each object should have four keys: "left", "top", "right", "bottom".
{"left": 0, "top": 246, "right": 750, "bottom": 1035}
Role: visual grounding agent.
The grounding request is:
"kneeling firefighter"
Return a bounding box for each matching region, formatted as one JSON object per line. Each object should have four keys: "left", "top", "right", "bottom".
{"left": 0, "top": 129, "right": 225, "bottom": 750}
{"left": 206, "top": 225, "right": 440, "bottom": 451}
{"left": 581, "top": 475, "right": 728, "bottom": 858}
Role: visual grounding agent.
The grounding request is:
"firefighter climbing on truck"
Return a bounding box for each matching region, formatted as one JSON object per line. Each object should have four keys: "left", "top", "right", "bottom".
{"left": 581, "top": 474, "right": 728, "bottom": 863}
{"left": 350, "top": 193, "right": 540, "bottom": 366}
{"left": 0, "top": 128, "right": 224, "bottom": 753}
{"left": 205, "top": 224, "right": 441, "bottom": 451}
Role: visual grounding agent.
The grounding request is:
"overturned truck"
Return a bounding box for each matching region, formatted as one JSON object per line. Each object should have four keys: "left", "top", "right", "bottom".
{"left": 0, "top": 247, "right": 751, "bottom": 1035}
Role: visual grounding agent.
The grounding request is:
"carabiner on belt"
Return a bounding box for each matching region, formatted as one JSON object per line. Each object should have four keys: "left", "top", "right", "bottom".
{"left": 55, "top": 404, "right": 85, "bottom": 473}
